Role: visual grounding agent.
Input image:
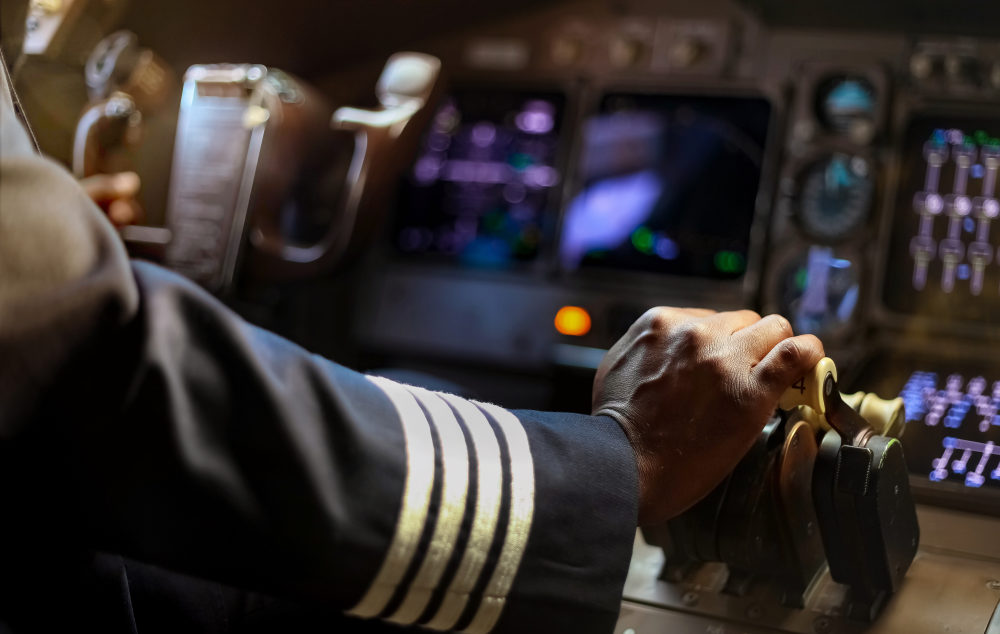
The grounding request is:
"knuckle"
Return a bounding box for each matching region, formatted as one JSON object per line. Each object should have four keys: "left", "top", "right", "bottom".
{"left": 754, "top": 360, "right": 781, "bottom": 386}
{"left": 801, "top": 333, "right": 825, "bottom": 357}
{"left": 676, "top": 321, "right": 710, "bottom": 347}
{"left": 643, "top": 306, "right": 674, "bottom": 331}
{"left": 769, "top": 314, "right": 794, "bottom": 338}
{"left": 738, "top": 309, "right": 763, "bottom": 322}
{"left": 775, "top": 337, "right": 804, "bottom": 366}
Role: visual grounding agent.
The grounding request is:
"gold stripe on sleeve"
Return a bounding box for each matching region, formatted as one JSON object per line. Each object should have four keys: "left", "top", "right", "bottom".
{"left": 387, "top": 386, "right": 471, "bottom": 625}
{"left": 461, "top": 402, "right": 536, "bottom": 634}
{"left": 348, "top": 376, "right": 437, "bottom": 619}
{"left": 423, "top": 392, "right": 504, "bottom": 632}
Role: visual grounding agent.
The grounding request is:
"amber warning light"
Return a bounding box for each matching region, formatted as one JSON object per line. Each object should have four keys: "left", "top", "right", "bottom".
{"left": 554, "top": 306, "right": 592, "bottom": 336}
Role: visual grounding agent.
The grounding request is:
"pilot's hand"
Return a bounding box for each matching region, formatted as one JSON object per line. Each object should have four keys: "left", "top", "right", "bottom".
{"left": 79, "top": 171, "right": 142, "bottom": 228}
{"left": 592, "top": 307, "right": 824, "bottom": 526}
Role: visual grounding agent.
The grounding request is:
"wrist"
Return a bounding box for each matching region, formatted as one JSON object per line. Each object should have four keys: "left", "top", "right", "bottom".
{"left": 594, "top": 407, "right": 652, "bottom": 526}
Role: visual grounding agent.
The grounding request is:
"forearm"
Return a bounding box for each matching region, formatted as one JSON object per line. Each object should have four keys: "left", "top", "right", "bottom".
{"left": 73, "top": 264, "right": 639, "bottom": 631}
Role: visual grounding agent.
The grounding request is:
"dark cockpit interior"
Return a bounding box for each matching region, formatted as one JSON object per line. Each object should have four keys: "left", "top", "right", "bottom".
{"left": 8, "top": 0, "right": 1000, "bottom": 631}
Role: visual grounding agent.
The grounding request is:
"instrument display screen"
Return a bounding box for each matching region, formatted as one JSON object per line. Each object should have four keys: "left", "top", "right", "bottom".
{"left": 393, "top": 89, "right": 566, "bottom": 267}
{"left": 854, "top": 353, "right": 1000, "bottom": 511}
{"left": 883, "top": 116, "right": 1000, "bottom": 323}
{"left": 558, "top": 93, "right": 771, "bottom": 279}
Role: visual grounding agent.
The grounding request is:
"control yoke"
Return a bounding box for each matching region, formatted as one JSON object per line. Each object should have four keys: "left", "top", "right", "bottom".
{"left": 250, "top": 52, "right": 442, "bottom": 277}
{"left": 74, "top": 46, "right": 442, "bottom": 293}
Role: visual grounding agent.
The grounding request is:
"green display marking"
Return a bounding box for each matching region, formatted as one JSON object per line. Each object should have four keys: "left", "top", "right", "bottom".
{"left": 631, "top": 227, "right": 655, "bottom": 254}
{"left": 795, "top": 267, "right": 809, "bottom": 292}
{"left": 714, "top": 250, "right": 746, "bottom": 274}
{"left": 928, "top": 128, "right": 1000, "bottom": 148}
{"left": 508, "top": 152, "right": 534, "bottom": 170}
{"left": 975, "top": 130, "right": 1000, "bottom": 148}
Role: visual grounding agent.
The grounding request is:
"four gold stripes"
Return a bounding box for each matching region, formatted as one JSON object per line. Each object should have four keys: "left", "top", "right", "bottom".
{"left": 351, "top": 377, "right": 536, "bottom": 633}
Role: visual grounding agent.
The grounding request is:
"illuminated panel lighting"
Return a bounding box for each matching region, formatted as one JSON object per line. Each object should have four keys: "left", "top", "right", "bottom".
{"left": 554, "top": 306, "right": 592, "bottom": 337}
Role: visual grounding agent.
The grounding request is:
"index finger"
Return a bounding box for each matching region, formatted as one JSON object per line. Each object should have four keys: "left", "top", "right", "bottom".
{"left": 751, "top": 334, "right": 825, "bottom": 397}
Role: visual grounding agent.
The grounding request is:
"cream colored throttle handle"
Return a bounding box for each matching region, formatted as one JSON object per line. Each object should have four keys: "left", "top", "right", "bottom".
{"left": 778, "top": 357, "right": 907, "bottom": 439}
{"left": 858, "top": 393, "right": 906, "bottom": 437}
{"left": 779, "top": 357, "right": 838, "bottom": 418}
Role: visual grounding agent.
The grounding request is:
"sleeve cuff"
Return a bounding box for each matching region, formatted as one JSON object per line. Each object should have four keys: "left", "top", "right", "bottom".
{"left": 494, "top": 410, "right": 638, "bottom": 634}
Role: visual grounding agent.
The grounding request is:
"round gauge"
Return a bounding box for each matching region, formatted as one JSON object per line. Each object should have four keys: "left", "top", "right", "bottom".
{"left": 816, "top": 76, "right": 877, "bottom": 135}
{"left": 775, "top": 245, "right": 861, "bottom": 338}
{"left": 797, "top": 154, "right": 874, "bottom": 242}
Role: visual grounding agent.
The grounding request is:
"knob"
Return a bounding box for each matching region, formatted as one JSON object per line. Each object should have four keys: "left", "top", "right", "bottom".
{"left": 609, "top": 35, "right": 643, "bottom": 68}
{"left": 909, "top": 52, "right": 936, "bottom": 80}
{"left": 780, "top": 357, "right": 906, "bottom": 438}
{"left": 857, "top": 394, "right": 905, "bottom": 437}
{"left": 667, "top": 36, "right": 706, "bottom": 69}
{"left": 551, "top": 36, "right": 583, "bottom": 66}
{"left": 779, "top": 357, "right": 837, "bottom": 417}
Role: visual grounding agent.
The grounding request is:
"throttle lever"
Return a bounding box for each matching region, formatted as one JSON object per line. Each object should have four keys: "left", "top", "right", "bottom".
{"left": 779, "top": 356, "right": 902, "bottom": 444}
{"left": 822, "top": 377, "right": 875, "bottom": 447}
{"left": 782, "top": 357, "right": 919, "bottom": 620}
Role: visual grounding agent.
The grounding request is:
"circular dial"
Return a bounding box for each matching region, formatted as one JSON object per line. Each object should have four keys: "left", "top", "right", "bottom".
{"left": 816, "top": 76, "right": 877, "bottom": 134}
{"left": 776, "top": 245, "right": 861, "bottom": 337}
{"left": 797, "top": 154, "right": 874, "bottom": 242}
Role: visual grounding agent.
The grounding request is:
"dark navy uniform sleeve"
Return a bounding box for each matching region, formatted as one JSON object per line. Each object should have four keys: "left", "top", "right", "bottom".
{"left": 0, "top": 58, "right": 638, "bottom": 633}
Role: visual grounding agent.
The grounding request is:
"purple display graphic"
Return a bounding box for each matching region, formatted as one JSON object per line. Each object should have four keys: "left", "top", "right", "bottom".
{"left": 911, "top": 129, "right": 1000, "bottom": 295}
{"left": 901, "top": 371, "right": 1000, "bottom": 488}
{"left": 396, "top": 93, "right": 564, "bottom": 265}
{"left": 931, "top": 438, "right": 999, "bottom": 488}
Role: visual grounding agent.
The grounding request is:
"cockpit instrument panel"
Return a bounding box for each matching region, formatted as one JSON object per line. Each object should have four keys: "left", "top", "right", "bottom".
{"left": 883, "top": 115, "right": 1000, "bottom": 325}
{"left": 773, "top": 245, "right": 861, "bottom": 337}
{"left": 559, "top": 93, "right": 771, "bottom": 279}
{"left": 393, "top": 89, "right": 566, "bottom": 268}
{"left": 815, "top": 75, "right": 878, "bottom": 137}
{"left": 796, "top": 153, "right": 874, "bottom": 242}
{"left": 855, "top": 351, "right": 1000, "bottom": 514}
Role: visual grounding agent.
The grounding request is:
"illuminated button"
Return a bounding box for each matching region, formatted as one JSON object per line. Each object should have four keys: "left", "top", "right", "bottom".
{"left": 554, "top": 306, "right": 592, "bottom": 337}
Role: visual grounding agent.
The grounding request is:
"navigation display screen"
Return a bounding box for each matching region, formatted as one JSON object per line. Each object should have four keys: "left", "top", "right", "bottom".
{"left": 393, "top": 90, "right": 566, "bottom": 267}
{"left": 883, "top": 116, "right": 1000, "bottom": 322}
{"left": 854, "top": 353, "right": 1000, "bottom": 511}
{"left": 558, "top": 93, "right": 771, "bottom": 279}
